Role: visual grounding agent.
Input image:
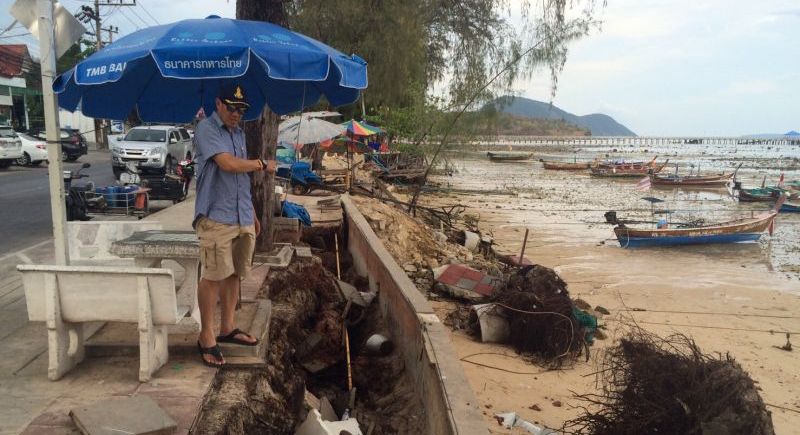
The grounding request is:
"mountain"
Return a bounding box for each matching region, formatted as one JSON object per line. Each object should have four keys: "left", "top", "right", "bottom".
{"left": 741, "top": 131, "right": 800, "bottom": 139}
{"left": 489, "top": 96, "right": 636, "bottom": 136}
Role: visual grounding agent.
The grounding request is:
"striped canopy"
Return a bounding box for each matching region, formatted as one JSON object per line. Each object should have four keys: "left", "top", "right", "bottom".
{"left": 342, "top": 119, "right": 381, "bottom": 136}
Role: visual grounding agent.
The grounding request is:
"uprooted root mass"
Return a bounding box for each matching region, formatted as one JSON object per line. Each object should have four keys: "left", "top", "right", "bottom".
{"left": 565, "top": 328, "right": 775, "bottom": 435}
{"left": 492, "top": 265, "right": 585, "bottom": 368}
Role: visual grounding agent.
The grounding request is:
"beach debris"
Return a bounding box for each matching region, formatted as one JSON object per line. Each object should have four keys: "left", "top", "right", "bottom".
{"left": 295, "top": 409, "right": 362, "bottom": 435}
{"left": 565, "top": 328, "right": 775, "bottom": 435}
{"left": 551, "top": 400, "right": 562, "bottom": 407}
{"left": 469, "top": 303, "right": 510, "bottom": 343}
{"left": 529, "top": 404, "right": 542, "bottom": 411}
{"left": 492, "top": 265, "right": 587, "bottom": 367}
{"left": 775, "top": 333, "right": 792, "bottom": 352}
{"left": 335, "top": 279, "right": 369, "bottom": 307}
{"left": 433, "top": 264, "right": 502, "bottom": 298}
{"left": 594, "top": 305, "right": 610, "bottom": 315}
{"left": 494, "top": 412, "right": 559, "bottom": 435}
{"left": 459, "top": 230, "right": 481, "bottom": 252}
{"left": 365, "top": 334, "right": 394, "bottom": 356}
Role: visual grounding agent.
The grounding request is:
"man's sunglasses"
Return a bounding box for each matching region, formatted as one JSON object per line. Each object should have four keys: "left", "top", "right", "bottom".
{"left": 225, "top": 104, "right": 248, "bottom": 115}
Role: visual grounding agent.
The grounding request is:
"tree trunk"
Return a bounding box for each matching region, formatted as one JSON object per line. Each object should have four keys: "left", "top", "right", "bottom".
{"left": 236, "top": 0, "right": 287, "bottom": 252}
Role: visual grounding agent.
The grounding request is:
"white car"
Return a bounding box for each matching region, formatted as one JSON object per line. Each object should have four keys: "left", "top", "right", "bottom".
{"left": 0, "top": 126, "right": 23, "bottom": 169}
{"left": 110, "top": 125, "right": 193, "bottom": 178}
{"left": 15, "top": 132, "right": 48, "bottom": 166}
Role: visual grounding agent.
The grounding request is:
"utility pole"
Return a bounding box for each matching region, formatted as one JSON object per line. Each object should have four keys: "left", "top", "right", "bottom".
{"left": 37, "top": 0, "right": 69, "bottom": 265}
{"left": 102, "top": 25, "right": 118, "bottom": 44}
{"left": 77, "top": 1, "right": 135, "bottom": 149}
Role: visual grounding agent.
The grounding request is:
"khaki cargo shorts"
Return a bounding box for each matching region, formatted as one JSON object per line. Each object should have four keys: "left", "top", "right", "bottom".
{"left": 196, "top": 216, "right": 256, "bottom": 281}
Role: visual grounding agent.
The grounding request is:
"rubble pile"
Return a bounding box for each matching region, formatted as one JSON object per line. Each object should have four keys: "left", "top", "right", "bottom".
{"left": 566, "top": 328, "right": 775, "bottom": 435}
{"left": 350, "top": 196, "right": 497, "bottom": 292}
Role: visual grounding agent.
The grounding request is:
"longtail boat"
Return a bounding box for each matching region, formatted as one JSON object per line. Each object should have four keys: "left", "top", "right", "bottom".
{"left": 590, "top": 159, "right": 669, "bottom": 177}
{"left": 735, "top": 186, "right": 783, "bottom": 202}
{"left": 607, "top": 211, "right": 778, "bottom": 247}
{"left": 651, "top": 172, "right": 734, "bottom": 187}
{"left": 487, "top": 151, "right": 533, "bottom": 162}
{"left": 780, "top": 201, "right": 800, "bottom": 213}
{"left": 650, "top": 165, "right": 739, "bottom": 187}
{"left": 542, "top": 160, "right": 590, "bottom": 170}
{"left": 594, "top": 156, "right": 659, "bottom": 170}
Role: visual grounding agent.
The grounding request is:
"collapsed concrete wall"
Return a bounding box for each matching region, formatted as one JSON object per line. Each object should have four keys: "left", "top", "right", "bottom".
{"left": 341, "top": 195, "right": 488, "bottom": 435}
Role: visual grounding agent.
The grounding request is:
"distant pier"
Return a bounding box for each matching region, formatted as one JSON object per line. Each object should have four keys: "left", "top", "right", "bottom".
{"left": 474, "top": 135, "right": 800, "bottom": 147}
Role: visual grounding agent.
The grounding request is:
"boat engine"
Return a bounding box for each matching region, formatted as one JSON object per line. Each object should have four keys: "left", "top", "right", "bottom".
{"left": 604, "top": 211, "right": 619, "bottom": 225}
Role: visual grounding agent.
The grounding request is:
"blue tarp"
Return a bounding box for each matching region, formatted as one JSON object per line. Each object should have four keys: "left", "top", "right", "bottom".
{"left": 276, "top": 161, "right": 322, "bottom": 186}
{"left": 282, "top": 201, "right": 312, "bottom": 226}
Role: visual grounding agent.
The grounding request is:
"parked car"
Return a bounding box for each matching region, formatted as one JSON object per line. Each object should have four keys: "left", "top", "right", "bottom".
{"left": 110, "top": 125, "right": 193, "bottom": 178}
{"left": 30, "top": 128, "right": 88, "bottom": 161}
{"left": 15, "top": 132, "right": 48, "bottom": 166}
{"left": 0, "top": 126, "right": 23, "bottom": 169}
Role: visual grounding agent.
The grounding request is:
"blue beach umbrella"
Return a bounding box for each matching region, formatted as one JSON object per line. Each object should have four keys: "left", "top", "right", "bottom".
{"left": 53, "top": 15, "right": 368, "bottom": 122}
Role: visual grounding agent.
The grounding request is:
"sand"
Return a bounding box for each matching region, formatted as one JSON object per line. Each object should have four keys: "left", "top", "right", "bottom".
{"left": 407, "top": 150, "right": 800, "bottom": 433}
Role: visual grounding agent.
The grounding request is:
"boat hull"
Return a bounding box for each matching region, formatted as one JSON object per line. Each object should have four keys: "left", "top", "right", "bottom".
{"left": 650, "top": 173, "right": 733, "bottom": 187}
{"left": 542, "top": 161, "right": 589, "bottom": 170}
{"left": 780, "top": 202, "right": 800, "bottom": 212}
{"left": 616, "top": 232, "right": 763, "bottom": 247}
{"left": 487, "top": 152, "right": 532, "bottom": 162}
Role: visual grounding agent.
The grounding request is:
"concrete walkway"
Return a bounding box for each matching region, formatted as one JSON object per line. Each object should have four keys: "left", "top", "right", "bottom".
{"left": 0, "top": 197, "right": 257, "bottom": 435}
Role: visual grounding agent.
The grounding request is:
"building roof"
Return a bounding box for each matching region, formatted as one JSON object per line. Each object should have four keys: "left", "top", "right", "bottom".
{"left": 0, "top": 45, "right": 33, "bottom": 78}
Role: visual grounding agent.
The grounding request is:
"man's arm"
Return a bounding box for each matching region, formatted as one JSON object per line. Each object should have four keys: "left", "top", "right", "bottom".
{"left": 213, "top": 152, "right": 262, "bottom": 173}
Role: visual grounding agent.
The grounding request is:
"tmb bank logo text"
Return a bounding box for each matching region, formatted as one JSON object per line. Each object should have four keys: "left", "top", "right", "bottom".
{"left": 84, "top": 62, "right": 127, "bottom": 77}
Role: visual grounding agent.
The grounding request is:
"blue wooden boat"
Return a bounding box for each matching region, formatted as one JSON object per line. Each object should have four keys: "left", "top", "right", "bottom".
{"left": 780, "top": 201, "right": 800, "bottom": 213}
{"left": 611, "top": 211, "right": 778, "bottom": 247}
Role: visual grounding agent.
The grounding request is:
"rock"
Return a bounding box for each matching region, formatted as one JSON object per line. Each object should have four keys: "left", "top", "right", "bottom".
{"left": 412, "top": 252, "right": 423, "bottom": 263}
{"left": 552, "top": 400, "right": 562, "bottom": 407}
{"left": 464, "top": 252, "right": 473, "bottom": 262}
{"left": 528, "top": 404, "right": 542, "bottom": 411}
{"left": 426, "top": 257, "right": 439, "bottom": 268}
{"left": 573, "top": 298, "right": 592, "bottom": 310}
{"left": 595, "top": 306, "right": 611, "bottom": 315}
{"left": 403, "top": 264, "right": 418, "bottom": 273}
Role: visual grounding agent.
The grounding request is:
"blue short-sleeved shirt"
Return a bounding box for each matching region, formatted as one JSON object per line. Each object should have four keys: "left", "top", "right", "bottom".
{"left": 193, "top": 112, "right": 254, "bottom": 227}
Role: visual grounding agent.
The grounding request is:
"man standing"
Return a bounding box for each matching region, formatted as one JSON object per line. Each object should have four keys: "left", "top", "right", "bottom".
{"left": 193, "top": 83, "right": 276, "bottom": 367}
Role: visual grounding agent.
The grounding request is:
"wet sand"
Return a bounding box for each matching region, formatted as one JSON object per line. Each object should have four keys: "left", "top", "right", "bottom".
{"left": 421, "top": 148, "right": 800, "bottom": 433}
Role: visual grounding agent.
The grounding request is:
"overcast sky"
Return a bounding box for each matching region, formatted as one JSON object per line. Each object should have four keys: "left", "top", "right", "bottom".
{"left": 2, "top": 0, "right": 797, "bottom": 136}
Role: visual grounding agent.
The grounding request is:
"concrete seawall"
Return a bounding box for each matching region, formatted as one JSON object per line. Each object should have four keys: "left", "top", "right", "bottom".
{"left": 341, "top": 195, "right": 488, "bottom": 435}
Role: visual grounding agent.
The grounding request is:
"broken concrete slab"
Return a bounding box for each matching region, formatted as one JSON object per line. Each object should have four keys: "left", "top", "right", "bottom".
{"left": 318, "top": 397, "right": 338, "bottom": 422}
{"left": 335, "top": 280, "right": 367, "bottom": 307}
{"left": 254, "top": 243, "right": 294, "bottom": 269}
{"left": 70, "top": 395, "right": 177, "bottom": 435}
{"left": 294, "top": 246, "right": 313, "bottom": 260}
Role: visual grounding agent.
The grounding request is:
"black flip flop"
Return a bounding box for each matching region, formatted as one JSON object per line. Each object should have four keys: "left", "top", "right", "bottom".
{"left": 197, "top": 341, "right": 225, "bottom": 367}
{"left": 216, "top": 328, "right": 258, "bottom": 346}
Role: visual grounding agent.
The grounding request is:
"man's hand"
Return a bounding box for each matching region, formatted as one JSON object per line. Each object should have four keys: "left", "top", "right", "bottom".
{"left": 254, "top": 215, "right": 261, "bottom": 236}
{"left": 261, "top": 159, "right": 276, "bottom": 174}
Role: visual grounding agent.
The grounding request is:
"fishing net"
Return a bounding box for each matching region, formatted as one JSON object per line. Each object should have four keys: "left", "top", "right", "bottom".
{"left": 565, "top": 328, "right": 775, "bottom": 435}
{"left": 492, "top": 265, "right": 585, "bottom": 368}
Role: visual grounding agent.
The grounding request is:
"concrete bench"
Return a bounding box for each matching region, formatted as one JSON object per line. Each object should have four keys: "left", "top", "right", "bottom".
{"left": 17, "top": 264, "right": 189, "bottom": 382}
{"left": 68, "top": 221, "right": 163, "bottom": 266}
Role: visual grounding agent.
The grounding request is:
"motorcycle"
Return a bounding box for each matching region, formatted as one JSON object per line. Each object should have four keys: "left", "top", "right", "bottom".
{"left": 176, "top": 159, "right": 195, "bottom": 200}
{"left": 64, "top": 163, "right": 106, "bottom": 220}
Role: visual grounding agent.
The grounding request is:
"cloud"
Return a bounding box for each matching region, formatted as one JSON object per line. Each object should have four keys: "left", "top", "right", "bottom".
{"left": 724, "top": 79, "right": 778, "bottom": 96}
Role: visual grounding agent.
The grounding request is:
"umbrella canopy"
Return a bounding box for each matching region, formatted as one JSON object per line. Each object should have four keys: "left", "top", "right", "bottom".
{"left": 343, "top": 119, "right": 380, "bottom": 136}
{"left": 278, "top": 116, "right": 346, "bottom": 146}
{"left": 321, "top": 136, "right": 371, "bottom": 153}
{"left": 53, "top": 15, "right": 368, "bottom": 122}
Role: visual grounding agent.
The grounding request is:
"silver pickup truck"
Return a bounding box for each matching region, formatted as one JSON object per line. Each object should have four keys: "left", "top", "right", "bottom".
{"left": 110, "top": 125, "right": 192, "bottom": 178}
